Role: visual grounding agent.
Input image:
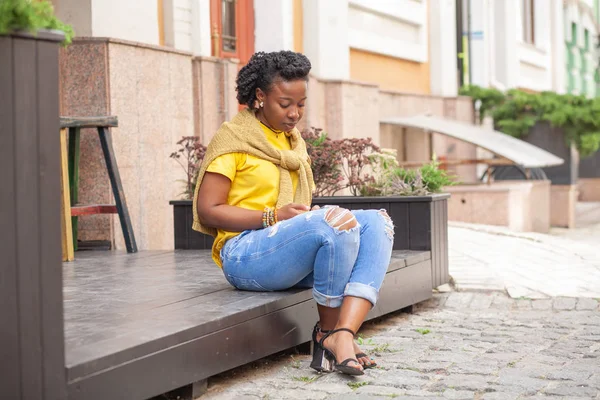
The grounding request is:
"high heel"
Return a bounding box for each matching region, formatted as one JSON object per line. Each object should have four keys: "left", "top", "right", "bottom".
{"left": 310, "top": 323, "right": 334, "bottom": 372}
{"left": 319, "top": 328, "right": 364, "bottom": 376}
{"left": 313, "top": 322, "right": 377, "bottom": 370}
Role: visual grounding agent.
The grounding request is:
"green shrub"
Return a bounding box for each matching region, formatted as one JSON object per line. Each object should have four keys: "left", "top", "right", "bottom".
{"left": 0, "top": 0, "right": 74, "bottom": 45}
{"left": 363, "top": 159, "right": 458, "bottom": 197}
{"left": 461, "top": 85, "right": 600, "bottom": 158}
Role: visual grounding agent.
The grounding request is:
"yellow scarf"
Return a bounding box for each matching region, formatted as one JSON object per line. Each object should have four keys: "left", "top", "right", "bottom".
{"left": 192, "top": 108, "right": 314, "bottom": 236}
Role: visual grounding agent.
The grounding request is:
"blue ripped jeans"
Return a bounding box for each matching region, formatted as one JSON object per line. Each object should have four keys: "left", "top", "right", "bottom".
{"left": 220, "top": 207, "right": 394, "bottom": 307}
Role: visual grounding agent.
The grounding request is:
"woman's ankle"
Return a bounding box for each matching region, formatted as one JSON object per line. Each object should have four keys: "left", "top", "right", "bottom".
{"left": 322, "top": 329, "right": 354, "bottom": 348}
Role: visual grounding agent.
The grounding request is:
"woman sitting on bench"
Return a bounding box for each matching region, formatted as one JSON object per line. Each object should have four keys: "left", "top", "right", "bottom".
{"left": 193, "top": 50, "right": 394, "bottom": 376}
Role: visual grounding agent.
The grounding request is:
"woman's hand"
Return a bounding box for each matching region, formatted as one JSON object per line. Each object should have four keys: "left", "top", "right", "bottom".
{"left": 277, "top": 203, "right": 310, "bottom": 221}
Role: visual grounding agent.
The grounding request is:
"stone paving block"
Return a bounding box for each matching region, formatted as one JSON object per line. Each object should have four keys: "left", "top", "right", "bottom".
{"left": 577, "top": 297, "right": 600, "bottom": 310}
{"left": 441, "top": 389, "right": 475, "bottom": 399}
{"left": 545, "top": 367, "right": 592, "bottom": 381}
{"left": 204, "top": 393, "right": 261, "bottom": 400}
{"left": 553, "top": 297, "right": 578, "bottom": 310}
{"left": 515, "top": 299, "right": 532, "bottom": 309}
{"left": 403, "top": 389, "right": 446, "bottom": 398}
{"left": 444, "top": 293, "right": 474, "bottom": 309}
{"left": 481, "top": 392, "right": 519, "bottom": 400}
{"left": 355, "top": 384, "right": 406, "bottom": 396}
{"left": 447, "top": 361, "right": 499, "bottom": 376}
{"left": 435, "top": 374, "right": 496, "bottom": 391}
{"left": 531, "top": 299, "right": 553, "bottom": 310}
{"left": 470, "top": 294, "right": 494, "bottom": 309}
{"left": 506, "top": 285, "right": 548, "bottom": 300}
{"left": 490, "top": 294, "right": 514, "bottom": 310}
{"left": 543, "top": 382, "right": 599, "bottom": 397}
{"left": 497, "top": 369, "right": 549, "bottom": 392}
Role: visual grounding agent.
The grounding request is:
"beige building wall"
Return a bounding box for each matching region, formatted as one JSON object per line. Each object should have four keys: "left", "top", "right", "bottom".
{"left": 60, "top": 39, "right": 195, "bottom": 250}
{"left": 107, "top": 41, "right": 193, "bottom": 250}
{"left": 349, "top": 49, "right": 431, "bottom": 94}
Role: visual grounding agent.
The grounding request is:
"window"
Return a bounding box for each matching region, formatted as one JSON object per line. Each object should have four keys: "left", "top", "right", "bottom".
{"left": 221, "top": 0, "right": 237, "bottom": 53}
{"left": 210, "top": 0, "right": 254, "bottom": 64}
{"left": 521, "top": 0, "right": 535, "bottom": 44}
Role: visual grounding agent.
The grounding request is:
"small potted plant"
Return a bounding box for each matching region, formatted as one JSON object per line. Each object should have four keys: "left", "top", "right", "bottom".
{"left": 168, "top": 136, "right": 213, "bottom": 249}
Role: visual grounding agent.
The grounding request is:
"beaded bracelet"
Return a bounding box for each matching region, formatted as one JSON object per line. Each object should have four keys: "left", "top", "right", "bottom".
{"left": 262, "top": 207, "right": 279, "bottom": 229}
{"left": 262, "top": 207, "right": 274, "bottom": 229}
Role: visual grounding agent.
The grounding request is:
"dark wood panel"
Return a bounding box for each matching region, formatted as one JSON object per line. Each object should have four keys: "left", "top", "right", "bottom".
{"left": 408, "top": 202, "right": 432, "bottom": 250}
{"left": 368, "top": 202, "right": 389, "bottom": 214}
{"left": 432, "top": 199, "right": 440, "bottom": 286}
{"left": 173, "top": 204, "right": 188, "bottom": 248}
{"left": 368, "top": 260, "right": 432, "bottom": 319}
{"left": 389, "top": 201, "right": 409, "bottom": 249}
{"left": 36, "top": 38, "right": 67, "bottom": 400}
{"left": 312, "top": 194, "right": 449, "bottom": 204}
{"left": 392, "top": 249, "right": 430, "bottom": 266}
{"left": 430, "top": 199, "right": 450, "bottom": 288}
{"left": 67, "top": 301, "right": 319, "bottom": 400}
{"left": 0, "top": 36, "right": 22, "bottom": 400}
{"left": 66, "top": 254, "right": 433, "bottom": 400}
{"left": 441, "top": 200, "right": 449, "bottom": 285}
{"left": 14, "top": 37, "right": 43, "bottom": 399}
{"left": 185, "top": 203, "right": 214, "bottom": 249}
{"left": 60, "top": 116, "right": 118, "bottom": 128}
{"left": 64, "top": 250, "right": 428, "bottom": 380}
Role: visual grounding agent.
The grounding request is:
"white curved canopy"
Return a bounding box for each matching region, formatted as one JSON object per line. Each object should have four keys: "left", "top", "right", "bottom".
{"left": 381, "top": 114, "right": 564, "bottom": 168}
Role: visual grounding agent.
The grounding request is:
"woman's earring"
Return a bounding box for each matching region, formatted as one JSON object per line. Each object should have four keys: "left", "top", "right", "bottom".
{"left": 259, "top": 101, "right": 264, "bottom": 108}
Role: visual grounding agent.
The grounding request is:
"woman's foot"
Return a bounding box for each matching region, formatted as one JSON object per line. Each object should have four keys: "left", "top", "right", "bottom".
{"left": 319, "top": 329, "right": 363, "bottom": 373}
{"left": 315, "top": 330, "right": 376, "bottom": 368}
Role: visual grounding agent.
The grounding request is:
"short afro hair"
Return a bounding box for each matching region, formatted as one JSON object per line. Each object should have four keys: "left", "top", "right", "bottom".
{"left": 235, "top": 51, "right": 311, "bottom": 109}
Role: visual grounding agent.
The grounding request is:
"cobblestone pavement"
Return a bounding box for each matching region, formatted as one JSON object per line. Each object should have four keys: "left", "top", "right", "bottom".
{"left": 448, "top": 222, "right": 600, "bottom": 299}
{"left": 202, "top": 293, "right": 600, "bottom": 400}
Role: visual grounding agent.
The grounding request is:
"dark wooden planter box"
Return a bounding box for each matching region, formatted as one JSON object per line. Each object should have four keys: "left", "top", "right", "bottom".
{"left": 170, "top": 193, "right": 450, "bottom": 288}
{"left": 170, "top": 200, "right": 215, "bottom": 250}
{"left": 1, "top": 30, "right": 67, "bottom": 399}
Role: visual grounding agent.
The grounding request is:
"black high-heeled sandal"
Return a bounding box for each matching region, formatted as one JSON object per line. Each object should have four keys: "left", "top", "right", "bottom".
{"left": 319, "top": 328, "right": 364, "bottom": 376}
{"left": 310, "top": 323, "right": 334, "bottom": 372}
{"left": 312, "top": 323, "right": 377, "bottom": 369}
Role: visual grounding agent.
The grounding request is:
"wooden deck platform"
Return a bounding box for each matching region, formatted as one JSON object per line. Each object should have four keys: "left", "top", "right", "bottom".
{"left": 64, "top": 250, "right": 433, "bottom": 400}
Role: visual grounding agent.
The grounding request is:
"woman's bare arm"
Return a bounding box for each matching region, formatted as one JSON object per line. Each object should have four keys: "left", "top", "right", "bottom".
{"left": 196, "top": 172, "right": 263, "bottom": 231}
{"left": 196, "top": 172, "right": 311, "bottom": 231}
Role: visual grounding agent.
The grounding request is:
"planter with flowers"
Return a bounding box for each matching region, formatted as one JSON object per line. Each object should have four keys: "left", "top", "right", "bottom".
{"left": 169, "top": 129, "right": 455, "bottom": 288}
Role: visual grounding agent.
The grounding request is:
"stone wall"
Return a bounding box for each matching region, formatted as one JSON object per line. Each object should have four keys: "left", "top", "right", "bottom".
{"left": 60, "top": 38, "right": 194, "bottom": 250}
{"left": 446, "top": 180, "right": 551, "bottom": 233}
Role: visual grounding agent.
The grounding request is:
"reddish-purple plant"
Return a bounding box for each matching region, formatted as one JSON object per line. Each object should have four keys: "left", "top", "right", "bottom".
{"left": 302, "top": 129, "right": 382, "bottom": 196}
{"left": 170, "top": 136, "right": 207, "bottom": 199}
{"left": 338, "top": 137, "right": 381, "bottom": 196}
{"left": 302, "top": 127, "right": 345, "bottom": 196}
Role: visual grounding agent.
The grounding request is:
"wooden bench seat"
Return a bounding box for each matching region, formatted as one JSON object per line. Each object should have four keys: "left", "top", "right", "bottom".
{"left": 64, "top": 249, "right": 433, "bottom": 400}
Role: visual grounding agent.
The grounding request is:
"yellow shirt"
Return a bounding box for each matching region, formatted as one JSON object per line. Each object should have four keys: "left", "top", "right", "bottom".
{"left": 206, "top": 124, "right": 299, "bottom": 267}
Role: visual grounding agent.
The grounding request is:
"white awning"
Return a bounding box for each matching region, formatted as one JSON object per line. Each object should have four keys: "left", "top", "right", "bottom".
{"left": 381, "top": 114, "right": 564, "bottom": 168}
